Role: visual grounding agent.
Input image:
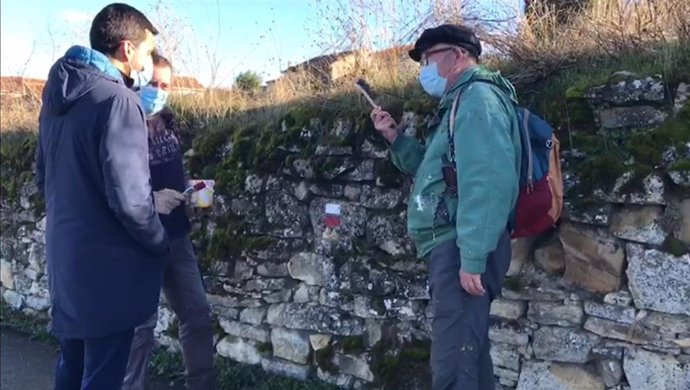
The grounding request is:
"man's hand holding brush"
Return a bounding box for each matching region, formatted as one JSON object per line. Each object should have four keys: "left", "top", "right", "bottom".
{"left": 370, "top": 107, "right": 399, "bottom": 144}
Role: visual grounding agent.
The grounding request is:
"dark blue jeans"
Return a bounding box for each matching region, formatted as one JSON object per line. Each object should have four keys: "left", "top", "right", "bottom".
{"left": 428, "top": 230, "right": 511, "bottom": 390}
{"left": 54, "top": 329, "right": 134, "bottom": 390}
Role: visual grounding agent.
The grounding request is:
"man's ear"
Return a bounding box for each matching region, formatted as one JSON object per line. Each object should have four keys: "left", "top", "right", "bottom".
{"left": 121, "top": 41, "right": 134, "bottom": 63}
{"left": 454, "top": 48, "right": 468, "bottom": 62}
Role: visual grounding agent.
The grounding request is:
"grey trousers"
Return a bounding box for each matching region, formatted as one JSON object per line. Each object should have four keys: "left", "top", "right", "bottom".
{"left": 428, "top": 230, "right": 511, "bottom": 390}
{"left": 121, "top": 236, "right": 217, "bottom": 390}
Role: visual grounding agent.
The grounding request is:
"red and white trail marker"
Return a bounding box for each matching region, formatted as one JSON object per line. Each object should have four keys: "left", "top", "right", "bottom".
{"left": 324, "top": 203, "right": 342, "bottom": 228}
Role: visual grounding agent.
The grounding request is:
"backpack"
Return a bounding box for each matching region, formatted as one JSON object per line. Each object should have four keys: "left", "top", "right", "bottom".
{"left": 447, "top": 81, "right": 563, "bottom": 239}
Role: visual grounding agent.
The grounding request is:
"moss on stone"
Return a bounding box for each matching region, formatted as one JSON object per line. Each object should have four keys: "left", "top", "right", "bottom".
{"left": 187, "top": 128, "right": 230, "bottom": 176}
{"left": 504, "top": 276, "right": 526, "bottom": 291}
{"left": 341, "top": 336, "right": 365, "bottom": 354}
{"left": 668, "top": 159, "right": 690, "bottom": 172}
{"left": 662, "top": 236, "right": 690, "bottom": 257}
{"left": 314, "top": 344, "right": 338, "bottom": 374}
{"left": 30, "top": 192, "right": 45, "bottom": 217}
{"left": 563, "top": 83, "right": 597, "bottom": 129}
{"left": 372, "top": 338, "right": 432, "bottom": 388}
{"left": 628, "top": 112, "right": 690, "bottom": 168}
{"left": 282, "top": 106, "right": 318, "bottom": 131}
{"left": 206, "top": 226, "right": 234, "bottom": 261}
{"left": 564, "top": 102, "right": 689, "bottom": 197}
{"left": 244, "top": 236, "right": 276, "bottom": 252}
{"left": 618, "top": 164, "right": 653, "bottom": 195}
{"left": 0, "top": 131, "right": 38, "bottom": 206}
{"left": 257, "top": 342, "right": 273, "bottom": 355}
{"left": 312, "top": 157, "right": 341, "bottom": 179}
{"left": 574, "top": 154, "right": 627, "bottom": 195}
{"left": 399, "top": 340, "right": 431, "bottom": 362}
{"left": 375, "top": 159, "right": 404, "bottom": 188}
{"left": 371, "top": 298, "right": 387, "bottom": 317}
{"left": 212, "top": 316, "right": 225, "bottom": 336}
{"left": 375, "top": 356, "right": 400, "bottom": 383}
{"left": 200, "top": 210, "right": 274, "bottom": 265}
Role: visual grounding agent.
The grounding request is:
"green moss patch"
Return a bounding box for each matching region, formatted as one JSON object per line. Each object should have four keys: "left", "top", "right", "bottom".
{"left": 0, "top": 131, "right": 37, "bottom": 206}
{"left": 668, "top": 159, "right": 690, "bottom": 172}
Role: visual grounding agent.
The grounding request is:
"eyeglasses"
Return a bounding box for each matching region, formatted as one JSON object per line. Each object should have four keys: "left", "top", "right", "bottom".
{"left": 420, "top": 47, "right": 454, "bottom": 66}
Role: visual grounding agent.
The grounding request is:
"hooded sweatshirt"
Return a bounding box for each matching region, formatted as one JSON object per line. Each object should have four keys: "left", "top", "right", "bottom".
{"left": 36, "top": 45, "right": 168, "bottom": 338}
{"left": 390, "top": 65, "right": 522, "bottom": 274}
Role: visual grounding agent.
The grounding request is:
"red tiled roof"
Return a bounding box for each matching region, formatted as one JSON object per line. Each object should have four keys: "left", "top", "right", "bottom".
{"left": 0, "top": 77, "right": 45, "bottom": 96}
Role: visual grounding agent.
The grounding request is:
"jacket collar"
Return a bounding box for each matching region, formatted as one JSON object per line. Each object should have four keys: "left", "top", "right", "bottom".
{"left": 439, "top": 65, "right": 480, "bottom": 109}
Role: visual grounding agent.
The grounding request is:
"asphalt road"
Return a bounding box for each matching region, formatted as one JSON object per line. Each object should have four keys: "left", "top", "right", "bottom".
{"left": 0, "top": 327, "right": 184, "bottom": 390}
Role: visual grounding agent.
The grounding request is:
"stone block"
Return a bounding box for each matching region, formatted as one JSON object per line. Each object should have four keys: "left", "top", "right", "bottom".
{"left": 534, "top": 240, "right": 566, "bottom": 274}
{"left": 528, "top": 301, "right": 584, "bottom": 327}
{"left": 598, "top": 106, "right": 667, "bottom": 129}
{"left": 596, "top": 359, "right": 623, "bottom": 387}
{"left": 216, "top": 336, "right": 262, "bottom": 365}
{"left": 287, "top": 252, "right": 335, "bottom": 286}
{"left": 560, "top": 224, "right": 625, "bottom": 293}
{"left": 610, "top": 206, "right": 666, "bottom": 245}
{"left": 533, "top": 327, "right": 600, "bottom": 363}
{"left": 490, "top": 299, "right": 527, "bottom": 321}
{"left": 516, "top": 361, "right": 605, "bottom": 390}
{"left": 624, "top": 348, "right": 690, "bottom": 390}
{"left": 271, "top": 327, "right": 311, "bottom": 364}
{"left": 261, "top": 358, "right": 311, "bottom": 381}
{"left": 627, "top": 244, "right": 690, "bottom": 315}
{"left": 584, "top": 301, "right": 636, "bottom": 324}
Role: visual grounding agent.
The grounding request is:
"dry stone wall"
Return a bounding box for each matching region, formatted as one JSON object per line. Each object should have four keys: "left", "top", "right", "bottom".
{"left": 1, "top": 76, "right": 689, "bottom": 389}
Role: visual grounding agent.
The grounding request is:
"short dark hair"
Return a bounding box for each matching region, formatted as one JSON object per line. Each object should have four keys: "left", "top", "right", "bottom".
{"left": 90, "top": 3, "right": 159, "bottom": 56}
{"left": 152, "top": 51, "right": 173, "bottom": 72}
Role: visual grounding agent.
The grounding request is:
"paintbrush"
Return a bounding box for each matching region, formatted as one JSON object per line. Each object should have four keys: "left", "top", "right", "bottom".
{"left": 354, "top": 78, "right": 378, "bottom": 108}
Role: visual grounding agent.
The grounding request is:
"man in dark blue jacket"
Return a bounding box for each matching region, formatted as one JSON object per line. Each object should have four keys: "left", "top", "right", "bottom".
{"left": 35, "top": 3, "right": 169, "bottom": 389}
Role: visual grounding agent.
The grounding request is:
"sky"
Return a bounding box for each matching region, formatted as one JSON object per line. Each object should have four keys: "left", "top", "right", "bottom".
{"left": 0, "top": 0, "right": 521, "bottom": 87}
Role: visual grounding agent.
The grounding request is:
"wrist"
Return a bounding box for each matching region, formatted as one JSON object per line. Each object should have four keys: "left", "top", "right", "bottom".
{"left": 385, "top": 130, "right": 398, "bottom": 144}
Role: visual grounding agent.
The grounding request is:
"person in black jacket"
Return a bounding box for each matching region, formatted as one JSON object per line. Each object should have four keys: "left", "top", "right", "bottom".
{"left": 35, "top": 3, "right": 169, "bottom": 389}
{"left": 121, "top": 53, "right": 217, "bottom": 390}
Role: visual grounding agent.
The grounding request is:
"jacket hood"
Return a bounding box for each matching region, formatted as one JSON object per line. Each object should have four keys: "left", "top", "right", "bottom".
{"left": 442, "top": 65, "right": 518, "bottom": 107}
{"left": 42, "top": 45, "right": 124, "bottom": 115}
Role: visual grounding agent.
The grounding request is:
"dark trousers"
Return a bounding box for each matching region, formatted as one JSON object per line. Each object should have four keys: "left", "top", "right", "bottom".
{"left": 122, "top": 236, "right": 216, "bottom": 390}
{"left": 54, "top": 329, "right": 135, "bottom": 390}
{"left": 428, "top": 230, "right": 511, "bottom": 390}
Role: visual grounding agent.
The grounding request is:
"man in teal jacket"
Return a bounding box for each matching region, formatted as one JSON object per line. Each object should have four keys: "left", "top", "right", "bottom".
{"left": 371, "top": 24, "right": 521, "bottom": 390}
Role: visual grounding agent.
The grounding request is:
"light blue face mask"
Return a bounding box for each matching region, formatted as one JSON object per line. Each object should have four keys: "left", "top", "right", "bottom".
{"left": 131, "top": 65, "right": 154, "bottom": 89}
{"left": 419, "top": 62, "right": 448, "bottom": 98}
{"left": 128, "top": 52, "right": 154, "bottom": 89}
{"left": 139, "top": 85, "right": 169, "bottom": 116}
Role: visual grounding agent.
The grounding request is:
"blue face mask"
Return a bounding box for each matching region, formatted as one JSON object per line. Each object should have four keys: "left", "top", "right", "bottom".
{"left": 419, "top": 62, "right": 448, "bottom": 98}
{"left": 139, "top": 85, "right": 169, "bottom": 116}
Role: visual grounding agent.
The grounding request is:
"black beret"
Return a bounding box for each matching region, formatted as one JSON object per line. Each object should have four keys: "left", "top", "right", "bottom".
{"left": 409, "top": 24, "right": 482, "bottom": 62}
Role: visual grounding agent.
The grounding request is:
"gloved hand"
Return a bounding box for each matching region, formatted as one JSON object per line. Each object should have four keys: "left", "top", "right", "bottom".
{"left": 153, "top": 189, "right": 186, "bottom": 215}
